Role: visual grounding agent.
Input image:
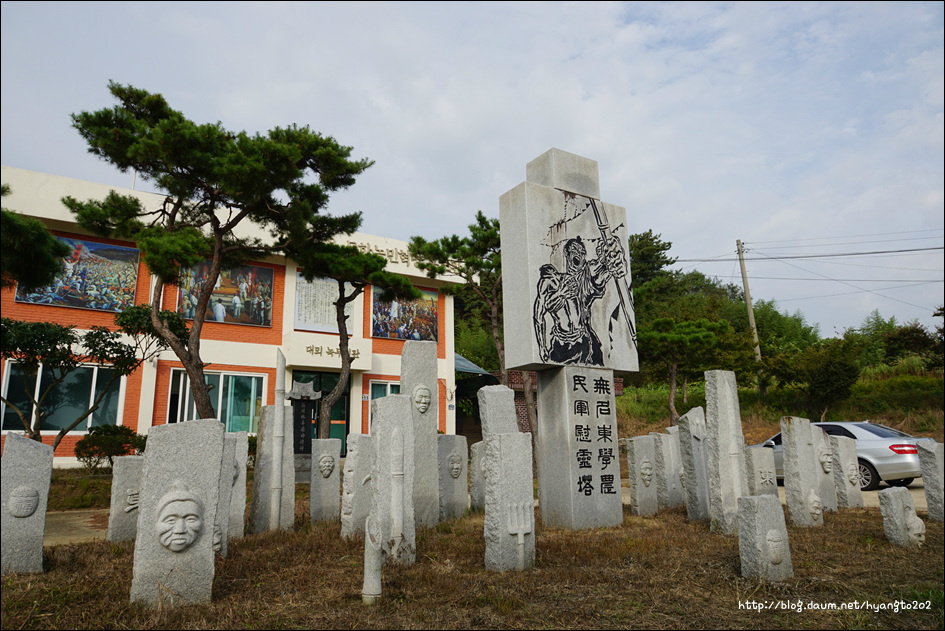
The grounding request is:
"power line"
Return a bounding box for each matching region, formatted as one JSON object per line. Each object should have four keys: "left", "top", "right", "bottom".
{"left": 676, "top": 246, "right": 943, "bottom": 263}
{"left": 745, "top": 228, "right": 944, "bottom": 246}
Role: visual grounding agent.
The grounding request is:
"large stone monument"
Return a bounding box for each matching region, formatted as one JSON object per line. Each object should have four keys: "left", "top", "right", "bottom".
{"left": 130, "top": 419, "right": 224, "bottom": 606}
{"left": 107, "top": 455, "right": 144, "bottom": 543}
{"left": 1, "top": 433, "right": 54, "bottom": 574}
{"left": 500, "top": 148, "right": 634, "bottom": 530}
{"left": 704, "top": 370, "right": 749, "bottom": 534}
{"left": 367, "top": 395, "right": 416, "bottom": 564}
{"left": 737, "top": 495, "right": 793, "bottom": 581}
{"left": 780, "top": 417, "right": 823, "bottom": 528}
{"left": 916, "top": 439, "right": 943, "bottom": 522}
{"left": 878, "top": 486, "right": 926, "bottom": 548}
{"left": 310, "top": 439, "right": 342, "bottom": 523}
{"left": 678, "top": 407, "right": 710, "bottom": 521}
{"left": 401, "top": 340, "right": 440, "bottom": 529}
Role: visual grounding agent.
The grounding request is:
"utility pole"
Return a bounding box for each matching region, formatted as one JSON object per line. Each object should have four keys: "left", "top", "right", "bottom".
{"left": 737, "top": 239, "right": 766, "bottom": 397}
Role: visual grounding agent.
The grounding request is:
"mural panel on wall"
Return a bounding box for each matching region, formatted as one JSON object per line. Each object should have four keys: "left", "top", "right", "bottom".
{"left": 14, "top": 236, "right": 139, "bottom": 313}
{"left": 294, "top": 273, "right": 354, "bottom": 333}
{"left": 177, "top": 262, "right": 275, "bottom": 327}
{"left": 371, "top": 289, "right": 438, "bottom": 342}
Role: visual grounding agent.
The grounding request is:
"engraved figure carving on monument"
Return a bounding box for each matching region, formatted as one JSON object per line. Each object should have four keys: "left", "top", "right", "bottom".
{"left": 124, "top": 488, "right": 140, "bottom": 513}
{"left": 905, "top": 504, "right": 926, "bottom": 547}
{"left": 412, "top": 385, "right": 431, "bottom": 414}
{"left": 532, "top": 194, "right": 634, "bottom": 367}
{"left": 640, "top": 460, "right": 654, "bottom": 487}
{"left": 318, "top": 455, "right": 335, "bottom": 479}
{"left": 766, "top": 529, "right": 786, "bottom": 565}
{"left": 9, "top": 486, "right": 39, "bottom": 518}
{"left": 155, "top": 482, "right": 204, "bottom": 553}
{"left": 447, "top": 452, "right": 463, "bottom": 479}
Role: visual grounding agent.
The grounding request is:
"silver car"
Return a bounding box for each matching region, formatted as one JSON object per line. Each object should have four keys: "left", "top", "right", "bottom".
{"left": 753, "top": 421, "right": 922, "bottom": 491}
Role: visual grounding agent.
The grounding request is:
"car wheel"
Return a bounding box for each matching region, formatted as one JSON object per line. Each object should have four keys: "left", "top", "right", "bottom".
{"left": 858, "top": 459, "right": 880, "bottom": 492}
{"left": 887, "top": 478, "right": 914, "bottom": 487}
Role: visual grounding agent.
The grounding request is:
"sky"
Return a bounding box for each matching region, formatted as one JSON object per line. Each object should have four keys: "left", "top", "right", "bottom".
{"left": 2, "top": 1, "right": 943, "bottom": 338}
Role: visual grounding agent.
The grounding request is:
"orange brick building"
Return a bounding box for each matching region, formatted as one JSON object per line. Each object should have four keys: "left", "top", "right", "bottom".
{"left": 1, "top": 167, "right": 459, "bottom": 463}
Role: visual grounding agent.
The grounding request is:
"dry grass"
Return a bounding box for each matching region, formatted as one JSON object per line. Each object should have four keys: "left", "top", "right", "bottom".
{"left": 2, "top": 501, "right": 942, "bottom": 630}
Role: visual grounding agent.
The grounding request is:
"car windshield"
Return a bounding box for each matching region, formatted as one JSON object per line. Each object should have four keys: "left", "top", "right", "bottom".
{"left": 857, "top": 423, "right": 911, "bottom": 439}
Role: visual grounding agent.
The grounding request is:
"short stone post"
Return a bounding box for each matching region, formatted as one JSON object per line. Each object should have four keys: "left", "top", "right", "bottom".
{"left": 341, "top": 433, "right": 374, "bottom": 539}
{"left": 917, "top": 439, "right": 943, "bottom": 521}
{"left": 780, "top": 417, "right": 823, "bottom": 527}
{"left": 625, "top": 436, "right": 658, "bottom": 517}
{"left": 678, "top": 407, "right": 710, "bottom": 521}
{"left": 438, "top": 434, "right": 468, "bottom": 521}
{"left": 744, "top": 446, "right": 778, "bottom": 497}
{"left": 737, "top": 495, "right": 793, "bottom": 581}
{"left": 878, "top": 486, "right": 925, "bottom": 548}
{"left": 1, "top": 433, "right": 54, "bottom": 574}
{"left": 310, "top": 438, "right": 342, "bottom": 523}
{"left": 107, "top": 455, "right": 144, "bottom": 543}
{"left": 705, "top": 370, "right": 749, "bottom": 534}
{"left": 830, "top": 436, "right": 863, "bottom": 509}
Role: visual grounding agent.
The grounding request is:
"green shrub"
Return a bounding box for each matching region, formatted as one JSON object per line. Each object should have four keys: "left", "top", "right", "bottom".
{"left": 73, "top": 425, "right": 141, "bottom": 473}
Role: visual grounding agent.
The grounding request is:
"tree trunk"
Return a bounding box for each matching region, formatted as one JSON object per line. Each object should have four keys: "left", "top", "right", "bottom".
{"left": 318, "top": 283, "right": 362, "bottom": 439}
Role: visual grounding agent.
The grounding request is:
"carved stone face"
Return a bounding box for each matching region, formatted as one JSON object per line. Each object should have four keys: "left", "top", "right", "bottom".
{"left": 808, "top": 490, "right": 822, "bottom": 522}
{"left": 9, "top": 486, "right": 38, "bottom": 518}
{"left": 448, "top": 453, "right": 463, "bottom": 479}
{"left": 318, "top": 455, "right": 335, "bottom": 479}
{"left": 766, "top": 529, "right": 786, "bottom": 565}
{"left": 818, "top": 447, "right": 832, "bottom": 474}
{"left": 905, "top": 505, "right": 925, "bottom": 547}
{"left": 413, "top": 386, "right": 432, "bottom": 414}
{"left": 640, "top": 460, "right": 653, "bottom": 487}
{"left": 847, "top": 464, "right": 859, "bottom": 486}
{"left": 157, "top": 499, "right": 203, "bottom": 552}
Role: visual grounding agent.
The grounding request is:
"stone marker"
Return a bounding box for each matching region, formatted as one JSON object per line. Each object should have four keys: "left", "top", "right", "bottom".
{"left": 830, "top": 435, "right": 863, "bottom": 509}
{"left": 469, "top": 441, "right": 485, "bottom": 512}
{"left": 478, "top": 385, "right": 520, "bottom": 436}
{"left": 229, "top": 432, "right": 249, "bottom": 538}
{"left": 652, "top": 430, "right": 684, "bottom": 510}
{"left": 484, "top": 432, "right": 535, "bottom": 571}
{"left": 401, "top": 340, "right": 439, "bottom": 529}
{"left": 704, "top": 371, "right": 749, "bottom": 534}
{"left": 107, "top": 455, "right": 144, "bottom": 543}
{"left": 678, "top": 407, "right": 710, "bottom": 521}
{"left": 368, "top": 395, "right": 416, "bottom": 564}
{"left": 536, "top": 366, "right": 623, "bottom": 528}
{"left": 438, "top": 434, "right": 468, "bottom": 521}
{"left": 1, "top": 433, "right": 54, "bottom": 574}
{"left": 878, "top": 486, "right": 925, "bottom": 548}
{"left": 130, "top": 418, "right": 224, "bottom": 606}
{"left": 810, "top": 426, "right": 838, "bottom": 513}
{"left": 780, "top": 417, "right": 823, "bottom": 528}
{"left": 214, "top": 434, "right": 236, "bottom": 557}
{"left": 916, "top": 439, "right": 943, "bottom": 522}
{"left": 625, "top": 436, "right": 659, "bottom": 517}
{"left": 310, "top": 439, "right": 342, "bottom": 523}
{"left": 341, "top": 433, "right": 373, "bottom": 539}
{"left": 737, "top": 495, "right": 793, "bottom": 581}
{"left": 249, "top": 405, "right": 296, "bottom": 533}
{"left": 744, "top": 446, "right": 778, "bottom": 497}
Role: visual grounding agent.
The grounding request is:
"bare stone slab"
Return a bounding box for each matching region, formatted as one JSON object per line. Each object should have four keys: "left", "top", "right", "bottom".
{"left": 811, "top": 426, "right": 838, "bottom": 513}
{"left": 536, "top": 366, "right": 622, "bottom": 528}
{"left": 401, "top": 340, "right": 439, "bottom": 529}
{"left": 500, "top": 149, "right": 638, "bottom": 373}
{"left": 215, "top": 434, "right": 236, "bottom": 557}
{"left": 737, "top": 495, "right": 793, "bottom": 581}
{"left": 780, "top": 417, "right": 823, "bottom": 528}
{"left": 917, "top": 439, "right": 943, "bottom": 521}
{"left": 484, "top": 432, "right": 535, "bottom": 571}
{"left": 744, "top": 446, "right": 778, "bottom": 497}
{"left": 830, "top": 436, "right": 863, "bottom": 509}
{"left": 878, "top": 486, "right": 926, "bottom": 548}
{"left": 310, "top": 439, "right": 342, "bottom": 523}
{"left": 107, "top": 455, "right": 144, "bottom": 543}
{"left": 368, "top": 395, "right": 416, "bottom": 564}
{"left": 705, "top": 371, "right": 749, "bottom": 534}
{"left": 652, "top": 431, "right": 684, "bottom": 510}
{"left": 438, "top": 435, "right": 468, "bottom": 521}
{"left": 678, "top": 407, "right": 710, "bottom": 521}
{"left": 478, "top": 385, "right": 520, "bottom": 436}
{"left": 249, "top": 405, "right": 295, "bottom": 533}
{"left": 341, "top": 433, "right": 373, "bottom": 539}
{"left": 625, "top": 436, "right": 658, "bottom": 517}
{"left": 469, "top": 441, "right": 485, "bottom": 512}
{"left": 130, "top": 418, "right": 224, "bottom": 606}
{"left": 229, "top": 432, "right": 249, "bottom": 538}
{"left": 1, "top": 433, "right": 54, "bottom": 574}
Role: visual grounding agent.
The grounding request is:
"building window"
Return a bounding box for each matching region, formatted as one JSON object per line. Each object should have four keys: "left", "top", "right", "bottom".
{"left": 368, "top": 380, "right": 400, "bottom": 431}
{"left": 167, "top": 369, "right": 265, "bottom": 433}
{"left": 1, "top": 361, "right": 122, "bottom": 432}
